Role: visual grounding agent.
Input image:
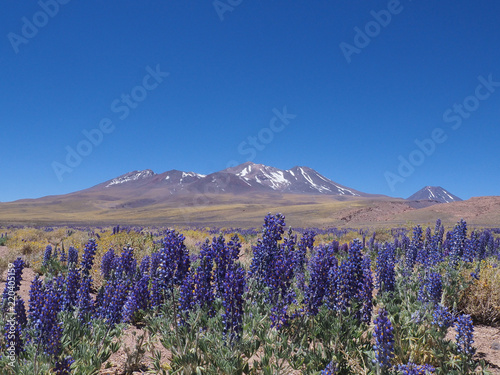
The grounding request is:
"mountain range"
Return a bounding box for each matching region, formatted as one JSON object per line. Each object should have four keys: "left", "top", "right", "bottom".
{"left": 90, "top": 162, "right": 370, "bottom": 198}
{"left": 1, "top": 162, "right": 497, "bottom": 228}
{"left": 88, "top": 162, "right": 462, "bottom": 204}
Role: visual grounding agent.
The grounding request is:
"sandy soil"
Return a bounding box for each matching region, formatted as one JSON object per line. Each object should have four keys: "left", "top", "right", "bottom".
{"left": 99, "top": 325, "right": 171, "bottom": 375}
{"left": 446, "top": 324, "right": 500, "bottom": 374}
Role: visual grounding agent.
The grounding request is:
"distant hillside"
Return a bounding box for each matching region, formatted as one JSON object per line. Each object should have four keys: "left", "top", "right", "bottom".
{"left": 0, "top": 163, "right": 498, "bottom": 228}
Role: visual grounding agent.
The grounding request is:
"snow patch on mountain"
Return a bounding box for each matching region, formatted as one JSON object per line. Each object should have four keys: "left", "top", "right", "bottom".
{"left": 106, "top": 170, "right": 155, "bottom": 187}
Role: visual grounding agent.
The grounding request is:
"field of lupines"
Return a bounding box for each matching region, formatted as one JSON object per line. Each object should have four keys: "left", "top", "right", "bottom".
{"left": 1, "top": 215, "right": 500, "bottom": 374}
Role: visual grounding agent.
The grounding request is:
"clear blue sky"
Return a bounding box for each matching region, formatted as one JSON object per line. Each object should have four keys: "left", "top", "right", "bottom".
{"left": 1, "top": 0, "right": 499, "bottom": 202}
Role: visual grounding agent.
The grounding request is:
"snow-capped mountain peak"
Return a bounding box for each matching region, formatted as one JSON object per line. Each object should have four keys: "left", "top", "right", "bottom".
{"left": 407, "top": 186, "right": 462, "bottom": 203}
{"left": 105, "top": 170, "right": 156, "bottom": 187}
{"left": 286, "top": 166, "right": 360, "bottom": 196}
{"left": 221, "top": 162, "right": 363, "bottom": 195}
{"left": 101, "top": 162, "right": 368, "bottom": 197}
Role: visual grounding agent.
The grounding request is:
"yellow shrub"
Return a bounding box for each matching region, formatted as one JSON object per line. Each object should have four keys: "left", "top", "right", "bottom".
{"left": 459, "top": 259, "right": 500, "bottom": 326}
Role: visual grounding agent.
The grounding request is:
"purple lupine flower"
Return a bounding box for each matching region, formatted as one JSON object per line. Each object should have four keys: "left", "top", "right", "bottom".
{"left": 477, "top": 230, "right": 491, "bottom": 260}
{"left": 321, "top": 361, "right": 338, "bottom": 375}
{"left": 423, "top": 226, "right": 434, "bottom": 260}
{"left": 415, "top": 227, "right": 431, "bottom": 267}
{"left": 148, "top": 251, "right": 162, "bottom": 305}
{"left": 2, "top": 257, "right": 25, "bottom": 302}
{"left": 340, "top": 243, "right": 349, "bottom": 253}
{"left": 149, "top": 276, "right": 163, "bottom": 308}
{"left": 267, "top": 243, "right": 297, "bottom": 327}
{"left": 437, "top": 225, "right": 445, "bottom": 246}
{"left": 330, "top": 240, "right": 340, "bottom": 253}
{"left": 425, "top": 227, "right": 432, "bottom": 244}
{"left": 470, "top": 269, "right": 480, "bottom": 280}
{"left": 156, "top": 230, "right": 191, "bottom": 297}
{"left": 455, "top": 314, "right": 475, "bottom": 356}
{"left": 53, "top": 246, "right": 60, "bottom": 260}
{"left": 443, "top": 231, "right": 452, "bottom": 257}
{"left": 295, "top": 230, "right": 315, "bottom": 275}
{"left": 115, "top": 247, "right": 137, "bottom": 280}
{"left": 101, "top": 248, "right": 115, "bottom": 280}
{"left": 213, "top": 234, "right": 241, "bottom": 297}
{"left": 434, "top": 219, "right": 443, "bottom": 242}
{"left": 63, "top": 267, "right": 81, "bottom": 311}
{"left": 27, "top": 275, "right": 44, "bottom": 324}
{"left": 487, "top": 231, "right": 497, "bottom": 258}
{"left": 53, "top": 275, "right": 66, "bottom": 312}
{"left": 227, "top": 233, "right": 242, "bottom": 261}
{"left": 150, "top": 251, "right": 161, "bottom": 276}
{"left": 400, "top": 234, "right": 410, "bottom": 254}
{"left": 13, "top": 257, "right": 26, "bottom": 291}
{"left": 359, "top": 255, "right": 373, "bottom": 324}
{"left": 335, "top": 260, "right": 352, "bottom": 311}
{"left": 333, "top": 239, "right": 365, "bottom": 311}
{"left": 368, "top": 232, "right": 377, "bottom": 251}
{"left": 193, "top": 243, "right": 215, "bottom": 314}
{"left": 249, "top": 213, "right": 286, "bottom": 282}
{"left": 418, "top": 272, "right": 442, "bottom": 305}
{"left": 81, "top": 239, "right": 98, "bottom": 276}
{"left": 428, "top": 220, "right": 444, "bottom": 265}
{"left": 376, "top": 243, "right": 396, "bottom": 294}
{"left": 431, "top": 304, "right": 453, "bottom": 329}
{"left": 178, "top": 271, "right": 195, "bottom": 326}
{"left": 406, "top": 226, "right": 423, "bottom": 272}
{"left": 450, "top": 220, "right": 467, "bottom": 266}
{"left": 373, "top": 308, "right": 394, "bottom": 370}
{"left": 67, "top": 246, "right": 78, "bottom": 266}
{"left": 122, "top": 275, "right": 150, "bottom": 323}
{"left": 221, "top": 264, "right": 245, "bottom": 343}
{"left": 139, "top": 255, "right": 150, "bottom": 277}
{"left": 463, "top": 231, "right": 479, "bottom": 262}
{"left": 305, "top": 244, "right": 337, "bottom": 315}
{"left": 393, "top": 237, "right": 400, "bottom": 251}
{"left": 325, "top": 241, "right": 364, "bottom": 313}
{"left": 325, "top": 261, "right": 340, "bottom": 311}
{"left": 76, "top": 276, "right": 94, "bottom": 322}
{"left": 347, "top": 239, "right": 364, "bottom": 298}
{"left": 54, "top": 356, "right": 75, "bottom": 375}
{"left": 59, "top": 246, "right": 67, "bottom": 263}
{"left": 43, "top": 245, "right": 53, "bottom": 268}
{"left": 15, "top": 296, "right": 27, "bottom": 328}
{"left": 38, "top": 281, "right": 64, "bottom": 357}
{"left": 98, "top": 279, "right": 129, "bottom": 326}
{"left": 395, "top": 363, "right": 435, "bottom": 374}
{"left": 249, "top": 214, "right": 298, "bottom": 328}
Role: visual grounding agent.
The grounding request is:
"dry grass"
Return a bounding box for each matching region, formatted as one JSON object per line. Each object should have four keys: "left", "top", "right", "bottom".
{"left": 0, "top": 257, "right": 9, "bottom": 282}
{"left": 459, "top": 260, "right": 500, "bottom": 326}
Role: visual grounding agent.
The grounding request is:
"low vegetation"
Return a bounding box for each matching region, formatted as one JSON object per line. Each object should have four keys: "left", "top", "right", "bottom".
{"left": 0, "top": 216, "right": 498, "bottom": 374}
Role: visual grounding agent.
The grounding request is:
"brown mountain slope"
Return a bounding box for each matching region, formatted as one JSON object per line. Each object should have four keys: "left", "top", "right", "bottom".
{"left": 0, "top": 193, "right": 499, "bottom": 228}
{"left": 390, "top": 196, "right": 500, "bottom": 227}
